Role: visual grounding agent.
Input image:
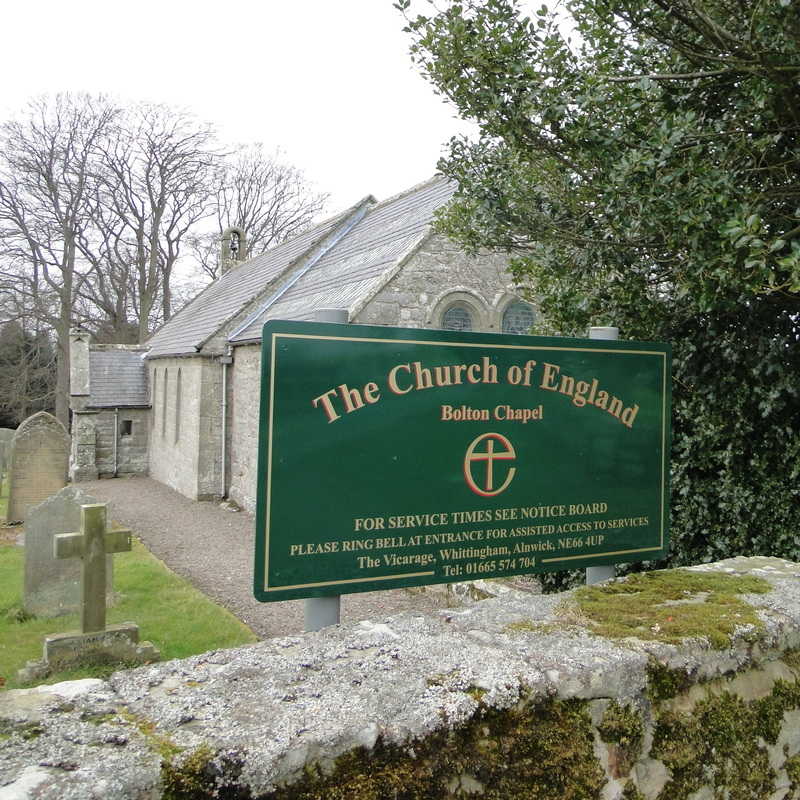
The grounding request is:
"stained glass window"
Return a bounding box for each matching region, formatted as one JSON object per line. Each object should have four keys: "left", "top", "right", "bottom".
{"left": 502, "top": 301, "right": 535, "bottom": 335}
{"left": 442, "top": 305, "right": 473, "bottom": 331}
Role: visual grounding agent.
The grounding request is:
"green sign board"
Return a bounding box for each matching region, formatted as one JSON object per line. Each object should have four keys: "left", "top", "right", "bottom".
{"left": 254, "top": 321, "right": 671, "bottom": 602}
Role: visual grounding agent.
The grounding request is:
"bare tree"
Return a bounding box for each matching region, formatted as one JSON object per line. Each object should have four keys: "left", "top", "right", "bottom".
{"left": 0, "top": 94, "right": 117, "bottom": 425}
{"left": 0, "top": 96, "right": 330, "bottom": 427}
{"left": 188, "top": 144, "right": 328, "bottom": 280}
{"left": 90, "top": 104, "right": 221, "bottom": 341}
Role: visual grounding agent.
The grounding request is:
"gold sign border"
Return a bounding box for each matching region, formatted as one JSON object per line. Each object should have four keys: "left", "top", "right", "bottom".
{"left": 262, "top": 332, "right": 668, "bottom": 592}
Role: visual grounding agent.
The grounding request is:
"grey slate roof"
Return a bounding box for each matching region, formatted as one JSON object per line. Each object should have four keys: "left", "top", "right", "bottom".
{"left": 146, "top": 203, "right": 364, "bottom": 358}
{"left": 230, "top": 177, "right": 455, "bottom": 341}
{"left": 89, "top": 349, "right": 149, "bottom": 408}
{"left": 145, "top": 176, "right": 454, "bottom": 356}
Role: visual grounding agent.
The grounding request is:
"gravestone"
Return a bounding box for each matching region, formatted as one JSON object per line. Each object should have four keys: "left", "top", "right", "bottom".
{"left": 6, "top": 412, "right": 69, "bottom": 523}
{"left": 23, "top": 486, "right": 114, "bottom": 617}
{"left": 18, "top": 502, "right": 159, "bottom": 683}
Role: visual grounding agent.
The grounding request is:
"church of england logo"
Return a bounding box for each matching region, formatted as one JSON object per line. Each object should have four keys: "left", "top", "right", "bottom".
{"left": 463, "top": 432, "right": 517, "bottom": 497}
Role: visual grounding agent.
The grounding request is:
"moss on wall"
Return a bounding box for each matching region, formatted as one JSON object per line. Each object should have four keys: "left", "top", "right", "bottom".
{"left": 645, "top": 659, "right": 694, "bottom": 703}
{"left": 125, "top": 571, "right": 800, "bottom": 800}
{"left": 786, "top": 752, "right": 800, "bottom": 796}
{"left": 597, "top": 701, "right": 644, "bottom": 777}
{"left": 162, "top": 744, "right": 249, "bottom": 800}
{"left": 153, "top": 667, "right": 800, "bottom": 800}
{"left": 263, "top": 696, "right": 604, "bottom": 799}
{"left": 652, "top": 678, "right": 800, "bottom": 800}
{"left": 573, "top": 570, "right": 771, "bottom": 648}
{"left": 621, "top": 784, "right": 646, "bottom": 800}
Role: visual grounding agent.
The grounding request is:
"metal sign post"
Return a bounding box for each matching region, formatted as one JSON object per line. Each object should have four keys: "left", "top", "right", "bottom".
{"left": 304, "top": 308, "right": 348, "bottom": 631}
{"left": 585, "top": 326, "right": 619, "bottom": 586}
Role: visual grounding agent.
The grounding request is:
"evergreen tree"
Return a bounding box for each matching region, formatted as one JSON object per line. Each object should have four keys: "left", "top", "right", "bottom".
{"left": 402, "top": 0, "right": 800, "bottom": 576}
{"left": 0, "top": 321, "right": 56, "bottom": 427}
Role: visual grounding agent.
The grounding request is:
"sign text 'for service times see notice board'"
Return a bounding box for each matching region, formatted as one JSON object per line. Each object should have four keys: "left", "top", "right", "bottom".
{"left": 254, "top": 321, "right": 671, "bottom": 602}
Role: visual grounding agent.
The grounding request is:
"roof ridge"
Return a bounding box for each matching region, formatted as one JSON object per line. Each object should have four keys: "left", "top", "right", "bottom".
{"left": 309, "top": 177, "right": 450, "bottom": 262}
{"left": 371, "top": 174, "right": 449, "bottom": 209}
{"left": 218, "top": 195, "right": 373, "bottom": 281}
{"left": 146, "top": 196, "right": 377, "bottom": 357}
{"left": 225, "top": 196, "right": 375, "bottom": 343}
{"left": 91, "top": 344, "right": 149, "bottom": 352}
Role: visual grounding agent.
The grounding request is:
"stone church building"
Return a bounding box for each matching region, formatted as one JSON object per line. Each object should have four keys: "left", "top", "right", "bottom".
{"left": 69, "top": 177, "right": 537, "bottom": 512}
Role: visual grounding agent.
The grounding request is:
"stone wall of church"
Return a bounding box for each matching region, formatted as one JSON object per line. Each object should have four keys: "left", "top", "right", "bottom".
{"left": 148, "top": 357, "right": 206, "bottom": 500}
{"left": 94, "top": 408, "right": 149, "bottom": 477}
{"left": 352, "top": 234, "right": 533, "bottom": 333}
{"left": 196, "top": 357, "right": 224, "bottom": 500}
{"left": 227, "top": 344, "right": 261, "bottom": 513}
{"left": 146, "top": 356, "right": 223, "bottom": 502}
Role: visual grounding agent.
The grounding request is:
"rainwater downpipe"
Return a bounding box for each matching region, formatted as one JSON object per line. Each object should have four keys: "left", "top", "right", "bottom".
{"left": 113, "top": 407, "right": 119, "bottom": 477}
{"left": 220, "top": 347, "right": 233, "bottom": 499}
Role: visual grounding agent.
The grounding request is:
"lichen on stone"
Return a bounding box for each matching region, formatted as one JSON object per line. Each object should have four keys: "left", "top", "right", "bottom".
{"left": 117, "top": 708, "right": 182, "bottom": 762}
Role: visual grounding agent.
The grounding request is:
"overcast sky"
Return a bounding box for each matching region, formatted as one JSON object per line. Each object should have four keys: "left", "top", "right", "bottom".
{"left": 0, "top": 0, "right": 474, "bottom": 214}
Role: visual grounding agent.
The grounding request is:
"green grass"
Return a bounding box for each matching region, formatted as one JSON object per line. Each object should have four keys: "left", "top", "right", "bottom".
{"left": 0, "top": 537, "right": 258, "bottom": 690}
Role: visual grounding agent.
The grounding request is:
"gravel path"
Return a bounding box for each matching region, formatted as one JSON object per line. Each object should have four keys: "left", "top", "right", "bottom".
{"left": 79, "top": 476, "right": 452, "bottom": 639}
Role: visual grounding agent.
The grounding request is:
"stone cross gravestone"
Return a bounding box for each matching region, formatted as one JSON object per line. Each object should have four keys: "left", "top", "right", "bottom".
{"left": 17, "top": 503, "right": 160, "bottom": 683}
{"left": 7, "top": 412, "right": 69, "bottom": 523}
{"left": 54, "top": 503, "right": 132, "bottom": 633}
{"left": 23, "top": 486, "right": 114, "bottom": 618}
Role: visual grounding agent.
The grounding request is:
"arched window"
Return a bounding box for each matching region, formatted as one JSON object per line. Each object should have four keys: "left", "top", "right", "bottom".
{"left": 174, "top": 369, "right": 182, "bottom": 443}
{"left": 502, "top": 301, "right": 535, "bottom": 335}
{"left": 162, "top": 368, "right": 168, "bottom": 438}
{"left": 442, "top": 304, "right": 474, "bottom": 332}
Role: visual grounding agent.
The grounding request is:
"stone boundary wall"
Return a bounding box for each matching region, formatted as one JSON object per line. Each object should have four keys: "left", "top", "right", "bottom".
{"left": 2, "top": 556, "right": 800, "bottom": 799}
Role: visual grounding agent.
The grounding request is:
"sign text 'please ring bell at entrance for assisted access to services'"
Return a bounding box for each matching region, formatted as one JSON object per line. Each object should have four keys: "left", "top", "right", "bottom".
{"left": 253, "top": 321, "right": 671, "bottom": 602}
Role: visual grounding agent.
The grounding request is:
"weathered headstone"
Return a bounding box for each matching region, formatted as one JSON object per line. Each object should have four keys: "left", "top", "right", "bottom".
{"left": 23, "top": 486, "right": 113, "bottom": 617}
{"left": 18, "top": 503, "right": 159, "bottom": 683}
{"left": 6, "top": 412, "right": 69, "bottom": 523}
